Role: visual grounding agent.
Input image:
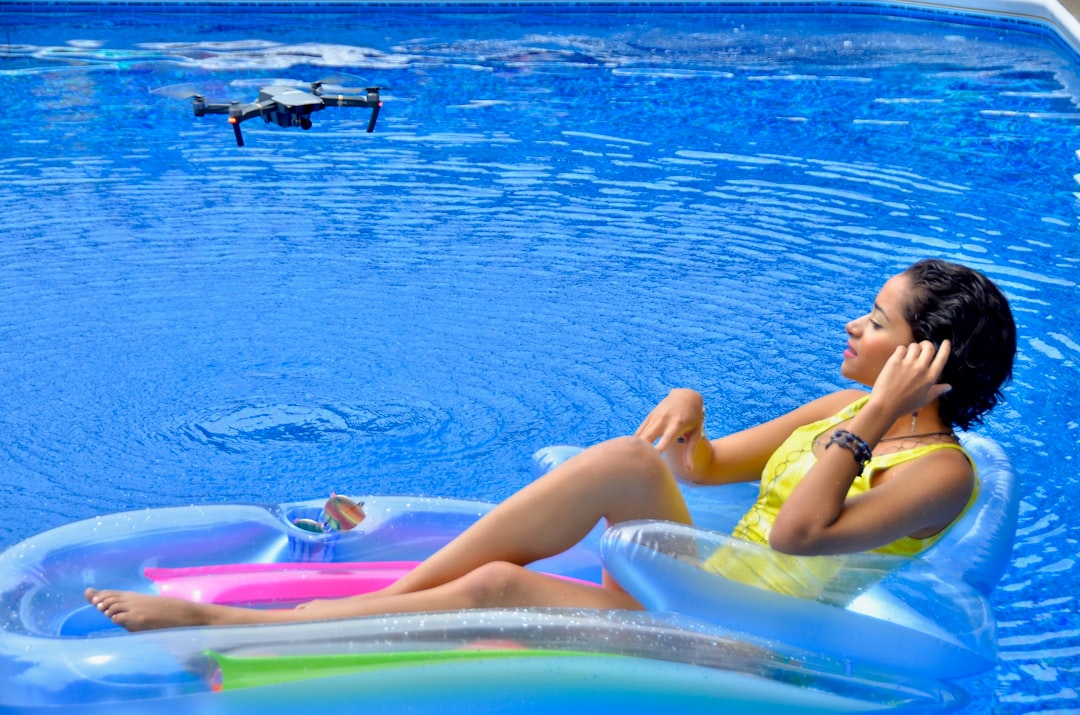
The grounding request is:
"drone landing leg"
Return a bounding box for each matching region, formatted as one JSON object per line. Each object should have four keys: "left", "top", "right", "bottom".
{"left": 230, "top": 119, "right": 245, "bottom": 147}
{"left": 366, "top": 103, "right": 382, "bottom": 133}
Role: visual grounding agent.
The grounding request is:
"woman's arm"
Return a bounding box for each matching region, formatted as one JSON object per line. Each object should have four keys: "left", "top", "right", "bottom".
{"left": 769, "top": 447, "right": 974, "bottom": 555}
{"left": 769, "top": 340, "right": 972, "bottom": 555}
{"left": 634, "top": 387, "right": 866, "bottom": 486}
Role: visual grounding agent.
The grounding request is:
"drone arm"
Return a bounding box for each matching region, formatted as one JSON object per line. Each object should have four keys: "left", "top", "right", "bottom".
{"left": 323, "top": 95, "right": 379, "bottom": 109}
{"left": 231, "top": 101, "right": 275, "bottom": 123}
{"left": 193, "top": 100, "right": 271, "bottom": 121}
{"left": 194, "top": 101, "right": 235, "bottom": 116}
{"left": 317, "top": 89, "right": 383, "bottom": 132}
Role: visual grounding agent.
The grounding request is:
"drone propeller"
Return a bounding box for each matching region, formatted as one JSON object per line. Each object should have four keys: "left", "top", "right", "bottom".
{"left": 311, "top": 75, "right": 391, "bottom": 93}
{"left": 225, "top": 75, "right": 366, "bottom": 92}
{"left": 313, "top": 73, "right": 369, "bottom": 87}
{"left": 150, "top": 82, "right": 205, "bottom": 100}
{"left": 229, "top": 77, "right": 306, "bottom": 89}
{"left": 317, "top": 84, "right": 391, "bottom": 94}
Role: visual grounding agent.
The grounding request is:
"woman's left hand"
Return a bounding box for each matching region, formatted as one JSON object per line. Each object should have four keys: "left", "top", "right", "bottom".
{"left": 869, "top": 339, "right": 952, "bottom": 418}
{"left": 634, "top": 388, "right": 706, "bottom": 457}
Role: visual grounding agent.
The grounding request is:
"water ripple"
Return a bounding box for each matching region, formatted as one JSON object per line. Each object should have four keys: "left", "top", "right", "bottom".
{"left": 184, "top": 404, "right": 355, "bottom": 450}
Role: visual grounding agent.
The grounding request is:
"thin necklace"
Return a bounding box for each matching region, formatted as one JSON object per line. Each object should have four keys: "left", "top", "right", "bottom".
{"left": 879, "top": 431, "right": 955, "bottom": 442}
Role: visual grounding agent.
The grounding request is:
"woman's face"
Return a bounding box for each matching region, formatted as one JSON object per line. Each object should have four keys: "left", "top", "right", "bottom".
{"left": 842, "top": 273, "right": 917, "bottom": 387}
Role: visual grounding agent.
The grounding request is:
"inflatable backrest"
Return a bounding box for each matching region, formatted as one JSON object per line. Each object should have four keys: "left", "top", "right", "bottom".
{"left": 531, "top": 445, "right": 585, "bottom": 479}
{"left": 920, "top": 433, "right": 1019, "bottom": 595}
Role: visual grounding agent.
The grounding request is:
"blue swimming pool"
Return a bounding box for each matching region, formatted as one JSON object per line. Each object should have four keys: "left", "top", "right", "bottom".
{"left": 0, "top": 3, "right": 1078, "bottom": 712}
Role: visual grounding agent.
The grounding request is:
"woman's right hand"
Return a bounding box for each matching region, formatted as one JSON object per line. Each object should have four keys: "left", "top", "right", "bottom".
{"left": 634, "top": 388, "right": 706, "bottom": 459}
{"left": 868, "top": 339, "right": 953, "bottom": 423}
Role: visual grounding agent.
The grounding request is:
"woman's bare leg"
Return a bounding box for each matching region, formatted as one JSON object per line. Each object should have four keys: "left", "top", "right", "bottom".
{"left": 381, "top": 436, "right": 691, "bottom": 594}
{"left": 86, "top": 436, "right": 688, "bottom": 631}
{"left": 87, "top": 561, "right": 642, "bottom": 631}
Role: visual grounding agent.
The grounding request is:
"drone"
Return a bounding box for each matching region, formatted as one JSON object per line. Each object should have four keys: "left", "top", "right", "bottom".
{"left": 161, "top": 79, "right": 383, "bottom": 146}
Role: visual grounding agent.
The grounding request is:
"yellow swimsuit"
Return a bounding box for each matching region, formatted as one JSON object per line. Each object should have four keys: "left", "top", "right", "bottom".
{"left": 704, "top": 396, "right": 978, "bottom": 598}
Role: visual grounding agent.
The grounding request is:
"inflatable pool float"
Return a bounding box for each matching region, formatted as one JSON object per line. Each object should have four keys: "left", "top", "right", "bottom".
{"left": 0, "top": 434, "right": 1016, "bottom": 714}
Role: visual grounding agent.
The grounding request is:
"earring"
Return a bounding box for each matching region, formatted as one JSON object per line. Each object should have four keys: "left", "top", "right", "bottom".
{"left": 910, "top": 411, "right": 918, "bottom": 433}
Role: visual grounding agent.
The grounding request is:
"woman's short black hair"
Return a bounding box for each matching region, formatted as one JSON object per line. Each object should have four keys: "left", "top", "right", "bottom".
{"left": 901, "top": 259, "right": 1017, "bottom": 431}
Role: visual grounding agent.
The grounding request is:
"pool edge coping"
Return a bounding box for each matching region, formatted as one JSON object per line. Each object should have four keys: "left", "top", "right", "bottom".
{"left": 3, "top": 0, "right": 1080, "bottom": 56}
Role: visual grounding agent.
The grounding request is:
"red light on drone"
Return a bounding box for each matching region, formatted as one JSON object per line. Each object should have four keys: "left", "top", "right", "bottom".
{"left": 228, "top": 117, "right": 238, "bottom": 124}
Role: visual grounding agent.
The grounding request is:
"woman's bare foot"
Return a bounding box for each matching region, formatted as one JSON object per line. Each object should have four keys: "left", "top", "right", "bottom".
{"left": 85, "top": 588, "right": 217, "bottom": 631}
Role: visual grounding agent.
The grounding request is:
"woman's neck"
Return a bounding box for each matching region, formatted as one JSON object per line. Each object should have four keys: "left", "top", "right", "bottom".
{"left": 880, "top": 403, "right": 951, "bottom": 441}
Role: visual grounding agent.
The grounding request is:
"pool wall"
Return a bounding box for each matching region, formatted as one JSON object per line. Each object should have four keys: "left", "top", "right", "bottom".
{"left": 4, "top": 0, "right": 1080, "bottom": 64}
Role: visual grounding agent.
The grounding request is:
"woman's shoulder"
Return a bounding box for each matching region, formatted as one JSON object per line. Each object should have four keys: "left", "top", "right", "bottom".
{"left": 740, "top": 389, "right": 867, "bottom": 448}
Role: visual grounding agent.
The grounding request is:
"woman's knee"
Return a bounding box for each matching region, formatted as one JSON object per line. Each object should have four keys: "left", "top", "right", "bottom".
{"left": 594, "top": 436, "right": 672, "bottom": 487}
{"left": 455, "top": 561, "right": 528, "bottom": 607}
{"left": 593, "top": 435, "right": 665, "bottom": 471}
{"left": 589, "top": 436, "right": 688, "bottom": 524}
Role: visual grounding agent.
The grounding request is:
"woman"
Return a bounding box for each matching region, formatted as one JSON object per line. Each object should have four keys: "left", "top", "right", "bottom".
{"left": 87, "top": 259, "right": 1016, "bottom": 630}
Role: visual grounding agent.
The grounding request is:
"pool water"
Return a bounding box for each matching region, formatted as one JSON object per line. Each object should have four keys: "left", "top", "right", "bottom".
{"left": 1, "top": 4, "right": 1078, "bottom": 713}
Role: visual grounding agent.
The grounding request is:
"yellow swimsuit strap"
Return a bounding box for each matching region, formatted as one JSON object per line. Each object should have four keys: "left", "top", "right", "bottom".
{"left": 867, "top": 440, "right": 974, "bottom": 472}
